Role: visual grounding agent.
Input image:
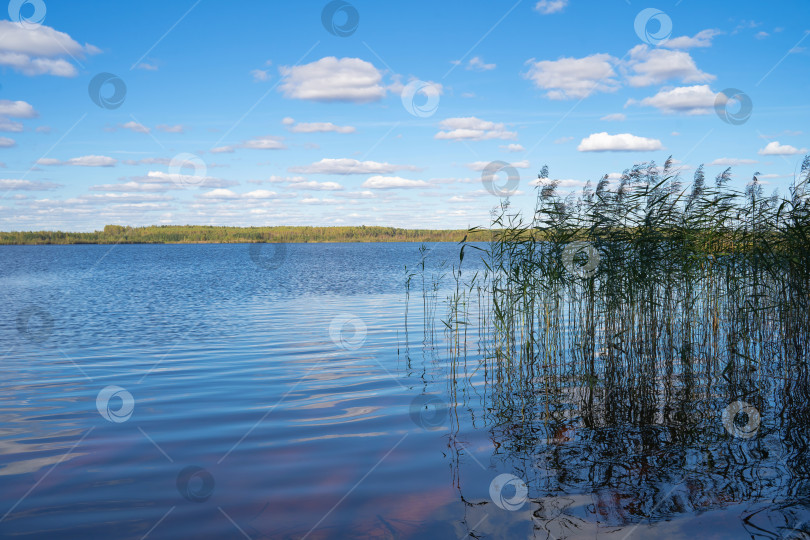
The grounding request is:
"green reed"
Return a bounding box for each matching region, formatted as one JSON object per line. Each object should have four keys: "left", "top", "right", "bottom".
{"left": 422, "top": 156, "right": 810, "bottom": 412}
{"left": 407, "top": 157, "right": 810, "bottom": 532}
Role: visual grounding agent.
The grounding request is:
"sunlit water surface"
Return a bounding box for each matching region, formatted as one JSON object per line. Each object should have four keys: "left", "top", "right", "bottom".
{"left": 0, "top": 243, "right": 808, "bottom": 539}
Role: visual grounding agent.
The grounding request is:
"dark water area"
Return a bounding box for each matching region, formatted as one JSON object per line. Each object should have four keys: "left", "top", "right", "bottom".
{"left": 1, "top": 243, "right": 808, "bottom": 539}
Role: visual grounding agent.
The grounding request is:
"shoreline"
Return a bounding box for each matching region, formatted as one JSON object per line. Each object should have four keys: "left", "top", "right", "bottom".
{"left": 0, "top": 225, "right": 488, "bottom": 245}
{"left": 0, "top": 239, "right": 471, "bottom": 245}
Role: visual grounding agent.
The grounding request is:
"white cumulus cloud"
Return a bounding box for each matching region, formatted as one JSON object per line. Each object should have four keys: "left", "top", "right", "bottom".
{"left": 0, "top": 119, "right": 24, "bottom": 132}
{"left": 466, "top": 57, "right": 496, "bottom": 71}
{"left": 466, "top": 160, "right": 530, "bottom": 171}
{"left": 211, "top": 135, "right": 287, "bottom": 153}
{"left": 0, "top": 21, "right": 99, "bottom": 77}
{"left": 287, "top": 180, "right": 344, "bottom": 191}
{"left": 251, "top": 69, "right": 271, "bottom": 82}
{"left": 0, "top": 178, "right": 61, "bottom": 190}
{"left": 241, "top": 135, "right": 286, "bottom": 150}
{"left": 500, "top": 143, "right": 525, "bottom": 152}
{"left": 577, "top": 132, "right": 663, "bottom": 152}
{"left": 199, "top": 189, "right": 239, "bottom": 200}
{"left": 435, "top": 117, "right": 516, "bottom": 141}
{"left": 143, "top": 171, "right": 236, "bottom": 189}
{"left": 361, "top": 176, "right": 431, "bottom": 189}
{"left": 662, "top": 29, "right": 722, "bottom": 49}
{"left": 534, "top": 0, "right": 568, "bottom": 14}
{"left": 120, "top": 121, "right": 150, "bottom": 134}
{"left": 630, "top": 85, "right": 718, "bottom": 115}
{"left": 524, "top": 54, "right": 620, "bottom": 99}
{"left": 279, "top": 57, "right": 387, "bottom": 103}
{"left": 758, "top": 141, "right": 808, "bottom": 156}
{"left": 623, "top": 45, "right": 715, "bottom": 87}
{"left": 289, "top": 158, "right": 419, "bottom": 175}
{"left": 707, "top": 158, "right": 758, "bottom": 167}
{"left": 37, "top": 155, "right": 117, "bottom": 167}
{"left": 0, "top": 99, "right": 38, "bottom": 118}
{"left": 283, "top": 118, "right": 355, "bottom": 134}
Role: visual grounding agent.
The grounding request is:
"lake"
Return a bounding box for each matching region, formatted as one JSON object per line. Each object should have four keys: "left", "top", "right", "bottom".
{"left": 1, "top": 243, "right": 808, "bottom": 539}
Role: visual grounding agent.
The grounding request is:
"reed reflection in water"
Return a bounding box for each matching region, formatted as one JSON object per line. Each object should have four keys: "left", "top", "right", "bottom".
{"left": 408, "top": 161, "right": 810, "bottom": 539}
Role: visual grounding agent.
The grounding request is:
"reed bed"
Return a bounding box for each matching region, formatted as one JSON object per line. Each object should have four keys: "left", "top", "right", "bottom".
{"left": 443, "top": 156, "right": 810, "bottom": 371}
{"left": 410, "top": 157, "right": 810, "bottom": 529}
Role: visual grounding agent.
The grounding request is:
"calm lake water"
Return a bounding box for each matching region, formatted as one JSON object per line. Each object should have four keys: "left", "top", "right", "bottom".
{"left": 1, "top": 243, "right": 808, "bottom": 539}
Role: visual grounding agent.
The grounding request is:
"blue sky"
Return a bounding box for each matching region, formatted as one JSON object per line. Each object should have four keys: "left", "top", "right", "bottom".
{"left": 0, "top": 0, "right": 808, "bottom": 231}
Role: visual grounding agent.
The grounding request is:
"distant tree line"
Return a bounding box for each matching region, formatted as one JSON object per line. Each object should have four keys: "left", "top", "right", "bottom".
{"left": 0, "top": 225, "right": 492, "bottom": 245}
